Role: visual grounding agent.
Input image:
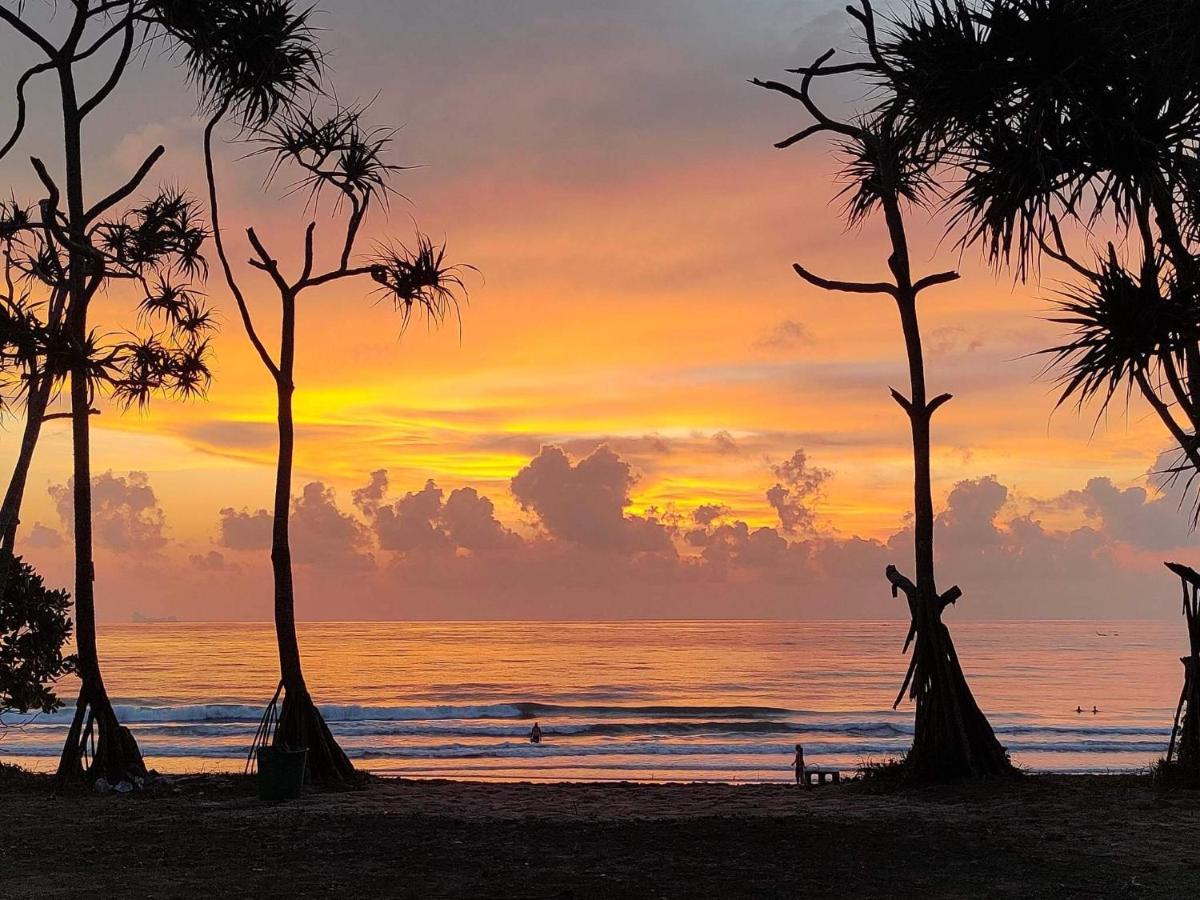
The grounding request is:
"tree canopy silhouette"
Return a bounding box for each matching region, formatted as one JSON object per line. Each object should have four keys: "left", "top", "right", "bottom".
{"left": 881, "top": 0, "right": 1200, "bottom": 516}
{"left": 167, "top": 0, "right": 471, "bottom": 784}
{"left": 754, "top": 0, "right": 1012, "bottom": 780}
{"left": 0, "top": 557, "right": 74, "bottom": 729}
{"left": 0, "top": 0, "right": 216, "bottom": 786}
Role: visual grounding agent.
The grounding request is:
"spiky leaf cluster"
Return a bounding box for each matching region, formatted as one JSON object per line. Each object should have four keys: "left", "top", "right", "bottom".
{"left": 258, "top": 104, "right": 401, "bottom": 208}
{"left": 369, "top": 236, "right": 469, "bottom": 332}
{"left": 883, "top": 0, "right": 1200, "bottom": 270}
{"left": 148, "top": 0, "right": 321, "bottom": 127}
{"left": 94, "top": 189, "right": 207, "bottom": 279}
{"left": 1044, "top": 249, "right": 1200, "bottom": 409}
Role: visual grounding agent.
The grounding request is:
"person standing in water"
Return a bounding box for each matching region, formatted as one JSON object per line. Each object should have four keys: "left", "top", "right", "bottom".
{"left": 529, "top": 722, "right": 543, "bottom": 744}
{"left": 793, "top": 744, "right": 808, "bottom": 789}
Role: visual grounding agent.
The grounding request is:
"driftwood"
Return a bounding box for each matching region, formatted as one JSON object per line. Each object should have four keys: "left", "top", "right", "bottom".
{"left": 1164, "top": 562, "right": 1200, "bottom": 775}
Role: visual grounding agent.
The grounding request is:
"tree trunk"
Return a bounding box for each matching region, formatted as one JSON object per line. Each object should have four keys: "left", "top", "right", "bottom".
{"left": 0, "top": 376, "right": 52, "bottom": 598}
{"left": 268, "top": 291, "right": 357, "bottom": 786}
{"left": 882, "top": 195, "right": 1011, "bottom": 781}
{"left": 53, "top": 54, "right": 144, "bottom": 788}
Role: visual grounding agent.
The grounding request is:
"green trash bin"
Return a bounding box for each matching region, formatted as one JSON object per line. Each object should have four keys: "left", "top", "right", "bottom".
{"left": 257, "top": 746, "right": 308, "bottom": 802}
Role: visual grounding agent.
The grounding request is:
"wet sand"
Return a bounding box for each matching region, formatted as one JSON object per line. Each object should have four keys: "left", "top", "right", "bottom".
{"left": 3, "top": 772, "right": 1199, "bottom": 898}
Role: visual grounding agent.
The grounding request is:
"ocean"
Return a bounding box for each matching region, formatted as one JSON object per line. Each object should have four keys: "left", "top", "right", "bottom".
{"left": 0, "top": 620, "right": 1185, "bottom": 781}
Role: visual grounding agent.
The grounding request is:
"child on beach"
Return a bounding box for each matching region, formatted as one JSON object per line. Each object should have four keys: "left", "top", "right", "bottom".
{"left": 793, "top": 744, "right": 808, "bottom": 789}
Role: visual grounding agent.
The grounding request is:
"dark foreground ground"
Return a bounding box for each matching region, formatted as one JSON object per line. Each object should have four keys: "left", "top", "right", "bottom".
{"left": 2, "top": 770, "right": 1199, "bottom": 898}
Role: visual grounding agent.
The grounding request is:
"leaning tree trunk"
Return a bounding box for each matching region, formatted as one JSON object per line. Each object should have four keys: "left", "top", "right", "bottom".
{"left": 1164, "top": 562, "right": 1200, "bottom": 781}
{"left": 54, "top": 64, "right": 144, "bottom": 787}
{"left": 0, "top": 375, "right": 52, "bottom": 599}
{"left": 267, "top": 293, "right": 357, "bottom": 785}
{"left": 881, "top": 195, "right": 1012, "bottom": 781}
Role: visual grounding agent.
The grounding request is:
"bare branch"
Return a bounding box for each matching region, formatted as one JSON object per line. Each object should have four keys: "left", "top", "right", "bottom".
{"left": 793, "top": 262, "right": 896, "bottom": 296}
{"left": 246, "top": 227, "right": 291, "bottom": 296}
{"left": 299, "top": 222, "right": 317, "bottom": 284}
{"left": 0, "top": 60, "right": 55, "bottom": 161}
{"left": 926, "top": 392, "right": 953, "bottom": 416}
{"left": 298, "top": 265, "right": 375, "bottom": 291}
{"left": 1038, "top": 216, "right": 1099, "bottom": 281}
{"left": 885, "top": 564, "right": 916, "bottom": 599}
{"left": 43, "top": 408, "right": 99, "bottom": 422}
{"left": 912, "top": 270, "right": 960, "bottom": 293}
{"left": 79, "top": 15, "right": 135, "bottom": 119}
{"left": 939, "top": 585, "right": 963, "bottom": 612}
{"left": 203, "top": 108, "right": 280, "bottom": 379}
{"left": 890, "top": 388, "right": 913, "bottom": 414}
{"left": 0, "top": 7, "right": 59, "bottom": 59}
{"left": 846, "top": 0, "right": 891, "bottom": 75}
{"left": 83, "top": 144, "right": 165, "bottom": 224}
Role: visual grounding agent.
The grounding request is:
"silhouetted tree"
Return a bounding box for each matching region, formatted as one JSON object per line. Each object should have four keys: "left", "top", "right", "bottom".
{"left": 754, "top": 0, "right": 1012, "bottom": 780}
{"left": 1162, "top": 562, "right": 1200, "bottom": 783}
{"left": 165, "top": 1, "right": 468, "bottom": 784}
{"left": 0, "top": 2, "right": 215, "bottom": 785}
{"left": 1, "top": 556, "right": 74, "bottom": 729}
{"left": 882, "top": 0, "right": 1200, "bottom": 512}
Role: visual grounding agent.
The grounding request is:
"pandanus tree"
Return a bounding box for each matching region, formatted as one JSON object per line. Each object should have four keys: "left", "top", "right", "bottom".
{"left": 173, "top": 2, "right": 469, "bottom": 782}
{"left": 0, "top": 0, "right": 215, "bottom": 785}
{"left": 880, "top": 0, "right": 1200, "bottom": 511}
{"left": 1163, "top": 562, "right": 1200, "bottom": 782}
{"left": 754, "top": 0, "right": 1012, "bottom": 779}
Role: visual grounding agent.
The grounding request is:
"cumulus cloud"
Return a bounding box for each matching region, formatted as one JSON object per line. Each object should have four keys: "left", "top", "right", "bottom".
{"left": 766, "top": 449, "right": 830, "bottom": 533}
{"left": 218, "top": 507, "right": 272, "bottom": 551}
{"left": 49, "top": 471, "right": 168, "bottom": 554}
{"left": 219, "top": 483, "right": 374, "bottom": 570}
{"left": 174, "top": 445, "right": 1200, "bottom": 620}
{"left": 442, "top": 487, "right": 520, "bottom": 550}
{"left": 373, "top": 480, "right": 453, "bottom": 553}
{"left": 692, "top": 503, "right": 727, "bottom": 527}
{"left": 511, "top": 445, "right": 672, "bottom": 552}
{"left": 1048, "top": 477, "right": 1190, "bottom": 552}
{"left": 289, "top": 482, "right": 374, "bottom": 570}
{"left": 25, "top": 522, "right": 63, "bottom": 549}
{"left": 189, "top": 550, "right": 229, "bottom": 571}
{"left": 353, "top": 469, "right": 389, "bottom": 517}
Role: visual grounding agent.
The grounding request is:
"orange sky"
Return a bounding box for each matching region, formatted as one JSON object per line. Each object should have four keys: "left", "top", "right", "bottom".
{"left": 0, "top": 1, "right": 1189, "bottom": 620}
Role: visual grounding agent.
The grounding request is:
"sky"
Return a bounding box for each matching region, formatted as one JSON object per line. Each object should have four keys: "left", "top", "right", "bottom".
{"left": 0, "top": 1, "right": 1193, "bottom": 621}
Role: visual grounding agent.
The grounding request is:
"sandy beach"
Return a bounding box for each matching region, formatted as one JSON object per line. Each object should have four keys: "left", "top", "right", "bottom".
{"left": 3, "top": 771, "right": 1199, "bottom": 898}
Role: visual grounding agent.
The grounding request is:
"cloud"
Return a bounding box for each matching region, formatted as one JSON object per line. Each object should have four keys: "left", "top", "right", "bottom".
{"left": 24, "top": 522, "right": 63, "bottom": 549}
{"left": 711, "top": 430, "right": 739, "bottom": 455}
{"left": 289, "top": 482, "right": 374, "bottom": 570}
{"left": 692, "top": 503, "right": 727, "bottom": 526}
{"left": 1049, "top": 477, "right": 1190, "bottom": 552}
{"left": 373, "top": 480, "right": 453, "bottom": 553}
{"left": 218, "top": 507, "right": 272, "bottom": 551}
{"left": 766, "top": 449, "right": 830, "bottom": 533}
{"left": 754, "top": 319, "right": 811, "bottom": 353}
{"left": 189, "top": 550, "right": 229, "bottom": 571}
{"left": 511, "top": 445, "right": 672, "bottom": 552}
{"left": 162, "top": 448, "right": 1200, "bottom": 619}
{"left": 442, "top": 487, "right": 521, "bottom": 550}
{"left": 219, "top": 483, "right": 375, "bottom": 570}
{"left": 353, "top": 469, "right": 389, "bottom": 517}
{"left": 49, "top": 471, "right": 168, "bottom": 554}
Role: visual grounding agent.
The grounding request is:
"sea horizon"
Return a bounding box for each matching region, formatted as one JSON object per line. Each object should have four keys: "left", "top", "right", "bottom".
{"left": 3, "top": 619, "right": 1184, "bottom": 782}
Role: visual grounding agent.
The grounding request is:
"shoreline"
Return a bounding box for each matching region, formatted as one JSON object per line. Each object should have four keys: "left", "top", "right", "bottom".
{"left": 5, "top": 769, "right": 1200, "bottom": 897}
